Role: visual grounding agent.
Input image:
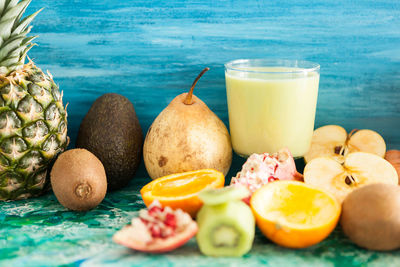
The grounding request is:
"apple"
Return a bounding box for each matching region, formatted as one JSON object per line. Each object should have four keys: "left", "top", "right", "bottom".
{"left": 385, "top": 150, "right": 400, "bottom": 184}
{"left": 304, "top": 125, "right": 386, "bottom": 164}
{"left": 304, "top": 152, "right": 398, "bottom": 203}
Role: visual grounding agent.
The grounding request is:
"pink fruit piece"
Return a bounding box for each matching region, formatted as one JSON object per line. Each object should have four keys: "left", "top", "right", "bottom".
{"left": 231, "top": 148, "right": 300, "bottom": 195}
{"left": 113, "top": 200, "right": 198, "bottom": 253}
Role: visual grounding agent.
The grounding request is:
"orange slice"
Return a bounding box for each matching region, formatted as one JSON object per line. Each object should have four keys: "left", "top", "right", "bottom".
{"left": 141, "top": 169, "right": 225, "bottom": 217}
{"left": 250, "top": 181, "right": 341, "bottom": 249}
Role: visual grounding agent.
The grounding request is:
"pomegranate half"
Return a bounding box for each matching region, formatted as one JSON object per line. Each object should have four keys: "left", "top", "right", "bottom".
{"left": 113, "top": 201, "right": 197, "bottom": 253}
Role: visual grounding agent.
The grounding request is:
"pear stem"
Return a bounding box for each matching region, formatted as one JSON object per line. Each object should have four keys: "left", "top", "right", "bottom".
{"left": 184, "top": 67, "right": 210, "bottom": 105}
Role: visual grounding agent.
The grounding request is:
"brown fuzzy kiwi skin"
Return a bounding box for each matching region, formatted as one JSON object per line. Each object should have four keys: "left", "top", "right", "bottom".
{"left": 50, "top": 149, "right": 107, "bottom": 211}
{"left": 340, "top": 183, "right": 400, "bottom": 251}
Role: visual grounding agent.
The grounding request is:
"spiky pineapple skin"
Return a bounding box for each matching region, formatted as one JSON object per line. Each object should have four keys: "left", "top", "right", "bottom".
{"left": 0, "top": 62, "right": 68, "bottom": 200}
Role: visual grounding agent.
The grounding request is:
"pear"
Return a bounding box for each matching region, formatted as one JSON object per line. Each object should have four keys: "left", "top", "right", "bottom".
{"left": 143, "top": 68, "right": 232, "bottom": 179}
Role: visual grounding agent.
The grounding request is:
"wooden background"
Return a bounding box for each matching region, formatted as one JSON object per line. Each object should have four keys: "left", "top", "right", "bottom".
{"left": 28, "top": 0, "right": 400, "bottom": 156}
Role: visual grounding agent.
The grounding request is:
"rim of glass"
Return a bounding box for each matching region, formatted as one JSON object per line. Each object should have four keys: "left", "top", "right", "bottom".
{"left": 225, "top": 59, "right": 320, "bottom": 74}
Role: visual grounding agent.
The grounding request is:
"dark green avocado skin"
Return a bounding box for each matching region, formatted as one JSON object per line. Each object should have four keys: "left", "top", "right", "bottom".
{"left": 76, "top": 93, "right": 143, "bottom": 191}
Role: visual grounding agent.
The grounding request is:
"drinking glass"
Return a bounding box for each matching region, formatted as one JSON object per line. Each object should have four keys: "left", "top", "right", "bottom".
{"left": 225, "top": 59, "right": 320, "bottom": 158}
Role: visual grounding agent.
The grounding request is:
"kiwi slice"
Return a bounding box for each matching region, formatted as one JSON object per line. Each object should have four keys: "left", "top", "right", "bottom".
{"left": 196, "top": 200, "right": 255, "bottom": 257}
{"left": 199, "top": 185, "right": 250, "bottom": 206}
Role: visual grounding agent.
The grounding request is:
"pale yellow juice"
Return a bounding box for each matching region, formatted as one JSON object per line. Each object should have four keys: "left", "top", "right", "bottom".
{"left": 225, "top": 67, "right": 319, "bottom": 158}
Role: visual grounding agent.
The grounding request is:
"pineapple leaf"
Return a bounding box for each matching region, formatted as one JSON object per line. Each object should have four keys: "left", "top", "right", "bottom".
{"left": 0, "top": 0, "right": 6, "bottom": 17}
{"left": 2, "top": 0, "right": 29, "bottom": 21}
{"left": 0, "top": 18, "right": 14, "bottom": 40}
{"left": 0, "top": 54, "right": 20, "bottom": 66}
{"left": 1, "top": 35, "right": 37, "bottom": 62}
{"left": 6, "top": 44, "right": 25, "bottom": 58}
{"left": 4, "top": 0, "right": 18, "bottom": 12}
{"left": 13, "top": 0, "right": 31, "bottom": 29}
{"left": 0, "top": 35, "right": 24, "bottom": 61}
{"left": 0, "top": 0, "right": 41, "bottom": 72}
{"left": 13, "top": 8, "right": 41, "bottom": 34}
{"left": 7, "top": 62, "right": 23, "bottom": 71}
{"left": 21, "top": 35, "right": 36, "bottom": 45}
{"left": 20, "top": 25, "right": 32, "bottom": 35}
{"left": 18, "top": 41, "right": 34, "bottom": 63}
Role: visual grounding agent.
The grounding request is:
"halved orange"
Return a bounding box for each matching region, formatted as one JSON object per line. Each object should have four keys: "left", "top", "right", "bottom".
{"left": 141, "top": 169, "right": 225, "bottom": 217}
{"left": 250, "top": 181, "right": 341, "bottom": 249}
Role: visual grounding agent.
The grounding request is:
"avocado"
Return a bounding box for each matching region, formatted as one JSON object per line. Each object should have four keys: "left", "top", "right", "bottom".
{"left": 76, "top": 93, "right": 143, "bottom": 190}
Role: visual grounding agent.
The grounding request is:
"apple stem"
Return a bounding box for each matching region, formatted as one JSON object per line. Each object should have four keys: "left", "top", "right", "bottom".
{"left": 348, "top": 129, "right": 358, "bottom": 138}
{"left": 184, "top": 67, "right": 210, "bottom": 105}
{"left": 343, "top": 129, "right": 359, "bottom": 151}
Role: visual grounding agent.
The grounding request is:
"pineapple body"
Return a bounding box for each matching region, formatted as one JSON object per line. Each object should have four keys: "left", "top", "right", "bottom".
{"left": 0, "top": 63, "right": 68, "bottom": 200}
{"left": 0, "top": 1, "right": 69, "bottom": 200}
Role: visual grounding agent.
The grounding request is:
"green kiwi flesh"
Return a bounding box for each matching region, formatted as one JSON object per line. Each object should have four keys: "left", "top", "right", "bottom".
{"left": 196, "top": 200, "right": 255, "bottom": 257}
{"left": 199, "top": 185, "right": 250, "bottom": 206}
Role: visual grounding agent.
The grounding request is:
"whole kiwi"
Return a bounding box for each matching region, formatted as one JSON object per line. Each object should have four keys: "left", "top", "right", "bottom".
{"left": 340, "top": 183, "right": 400, "bottom": 251}
{"left": 50, "top": 149, "right": 107, "bottom": 211}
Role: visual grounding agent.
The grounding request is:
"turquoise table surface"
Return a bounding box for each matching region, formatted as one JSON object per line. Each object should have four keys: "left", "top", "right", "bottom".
{"left": 1, "top": 0, "right": 400, "bottom": 266}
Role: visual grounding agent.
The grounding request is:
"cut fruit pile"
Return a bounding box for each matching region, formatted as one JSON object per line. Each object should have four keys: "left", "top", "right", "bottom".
{"left": 113, "top": 124, "right": 400, "bottom": 256}
{"left": 141, "top": 169, "right": 225, "bottom": 217}
{"left": 113, "top": 200, "right": 197, "bottom": 253}
{"left": 250, "top": 181, "right": 341, "bottom": 249}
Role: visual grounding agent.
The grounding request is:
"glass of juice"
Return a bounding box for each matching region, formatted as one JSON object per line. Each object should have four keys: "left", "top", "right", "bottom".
{"left": 225, "top": 59, "right": 320, "bottom": 158}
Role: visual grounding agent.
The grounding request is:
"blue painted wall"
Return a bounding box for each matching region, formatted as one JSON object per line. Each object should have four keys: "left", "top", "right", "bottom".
{"left": 27, "top": 0, "right": 400, "bottom": 175}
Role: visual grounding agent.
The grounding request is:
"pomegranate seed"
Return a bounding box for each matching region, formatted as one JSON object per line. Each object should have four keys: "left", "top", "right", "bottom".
{"left": 150, "top": 225, "right": 162, "bottom": 238}
{"left": 165, "top": 213, "right": 177, "bottom": 229}
{"left": 251, "top": 167, "right": 254, "bottom": 171}
{"left": 148, "top": 206, "right": 163, "bottom": 215}
{"left": 162, "top": 226, "right": 174, "bottom": 238}
{"left": 140, "top": 218, "right": 149, "bottom": 225}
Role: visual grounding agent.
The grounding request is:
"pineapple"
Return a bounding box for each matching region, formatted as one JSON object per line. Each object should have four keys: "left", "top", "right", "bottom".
{"left": 0, "top": 0, "right": 68, "bottom": 200}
